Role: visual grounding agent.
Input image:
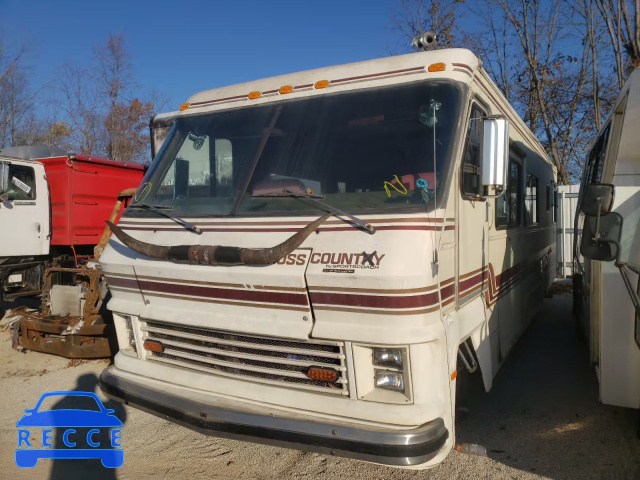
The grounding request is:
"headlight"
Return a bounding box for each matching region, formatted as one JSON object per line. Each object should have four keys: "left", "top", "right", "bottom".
{"left": 375, "top": 369, "right": 405, "bottom": 392}
{"left": 113, "top": 313, "right": 138, "bottom": 356}
{"left": 373, "top": 348, "right": 403, "bottom": 368}
{"left": 123, "top": 316, "right": 136, "bottom": 349}
{"left": 352, "top": 344, "right": 411, "bottom": 403}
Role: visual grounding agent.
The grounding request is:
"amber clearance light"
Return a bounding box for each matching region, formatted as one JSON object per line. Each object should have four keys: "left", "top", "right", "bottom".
{"left": 306, "top": 366, "right": 338, "bottom": 383}
{"left": 279, "top": 85, "right": 293, "bottom": 94}
{"left": 428, "top": 62, "right": 446, "bottom": 72}
{"left": 143, "top": 339, "right": 164, "bottom": 353}
{"left": 314, "top": 80, "right": 330, "bottom": 89}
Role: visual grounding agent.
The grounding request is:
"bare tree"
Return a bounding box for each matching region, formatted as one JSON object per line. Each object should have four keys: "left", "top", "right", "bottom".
{"left": 52, "top": 62, "right": 107, "bottom": 155}
{"left": 595, "top": 0, "right": 640, "bottom": 88}
{"left": 106, "top": 98, "right": 155, "bottom": 162}
{"left": 0, "top": 41, "right": 38, "bottom": 148}
{"left": 93, "top": 33, "right": 133, "bottom": 109}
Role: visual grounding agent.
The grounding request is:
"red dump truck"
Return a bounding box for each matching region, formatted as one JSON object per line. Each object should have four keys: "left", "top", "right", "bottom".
{"left": 0, "top": 145, "right": 145, "bottom": 357}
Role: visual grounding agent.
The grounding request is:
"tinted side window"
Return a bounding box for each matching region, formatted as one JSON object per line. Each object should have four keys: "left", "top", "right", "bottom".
{"left": 525, "top": 174, "right": 538, "bottom": 225}
{"left": 585, "top": 123, "right": 611, "bottom": 184}
{"left": 7, "top": 164, "right": 36, "bottom": 200}
{"left": 553, "top": 182, "right": 558, "bottom": 223}
{"left": 461, "top": 104, "right": 484, "bottom": 197}
{"left": 496, "top": 157, "right": 522, "bottom": 228}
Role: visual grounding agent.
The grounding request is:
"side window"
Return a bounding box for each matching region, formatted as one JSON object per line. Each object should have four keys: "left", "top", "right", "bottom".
{"left": 585, "top": 123, "right": 611, "bottom": 184}
{"left": 546, "top": 184, "right": 551, "bottom": 213}
{"left": 461, "top": 103, "right": 485, "bottom": 198}
{"left": 496, "top": 157, "right": 522, "bottom": 228}
{"left": 525, "top": 174, "right": 538, "bottom": 225}
{"left": 553, "top": 182, "right": 558, "bottom": 223}
{"left": 6, "top": 164, "right": 36, "bottom": 200}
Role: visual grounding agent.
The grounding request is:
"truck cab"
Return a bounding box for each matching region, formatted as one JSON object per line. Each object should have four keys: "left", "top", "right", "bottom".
{"left": 0, "top": 155, "right": 50, "bottom": 297}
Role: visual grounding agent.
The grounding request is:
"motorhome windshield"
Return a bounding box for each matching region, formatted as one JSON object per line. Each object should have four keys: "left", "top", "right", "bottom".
{"left": 133, "top": 80, "right": 464, "bottom": 217}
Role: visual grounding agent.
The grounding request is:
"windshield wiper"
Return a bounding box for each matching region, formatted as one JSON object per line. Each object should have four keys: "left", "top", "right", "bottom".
{"left": 129, "top": 203, "right": 202, "bottom": 235}
{"left": 253, "top": 189, "right": 375, "bottom": 234}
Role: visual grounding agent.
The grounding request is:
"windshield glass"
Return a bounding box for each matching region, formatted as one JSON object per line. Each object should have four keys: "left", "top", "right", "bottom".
{"left": 133, "top": 80, "right": 464, "bottom": 217}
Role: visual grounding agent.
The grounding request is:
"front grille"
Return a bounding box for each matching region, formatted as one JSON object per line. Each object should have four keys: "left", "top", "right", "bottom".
{"left": 141, "top": 321, "right": 348, "bottom": 395}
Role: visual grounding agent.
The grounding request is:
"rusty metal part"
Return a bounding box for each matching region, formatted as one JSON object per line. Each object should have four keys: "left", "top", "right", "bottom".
{"left": 94, "top": 187, "right": 137, "bottom": 258}
{"left": 17, "top": 313, "right": 112, "bottom": 358}
{"left": 14, "top": 266, "right": 114, "bottom": 358}
{"left": 106, "top": 211, "right": 334, "bottom": 266}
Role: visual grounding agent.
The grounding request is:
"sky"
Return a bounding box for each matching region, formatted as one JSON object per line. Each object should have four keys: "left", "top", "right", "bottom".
{"left": 1, "top": 0, "right": 409, "bottom": 112}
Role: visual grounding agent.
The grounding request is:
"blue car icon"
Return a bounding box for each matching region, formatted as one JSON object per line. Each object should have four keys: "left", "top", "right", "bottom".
{"left": 16, "top": 391, "right": 123, "bottom": 468}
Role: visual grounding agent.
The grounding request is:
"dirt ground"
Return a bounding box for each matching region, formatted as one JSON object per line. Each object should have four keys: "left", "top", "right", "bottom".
{"left": 0, "top": 293, "right": 639, "bottom": 480}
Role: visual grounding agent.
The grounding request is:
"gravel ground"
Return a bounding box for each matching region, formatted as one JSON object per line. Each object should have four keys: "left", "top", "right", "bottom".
{"left": 0, "top": 292, "right": 638, "bottom": 480}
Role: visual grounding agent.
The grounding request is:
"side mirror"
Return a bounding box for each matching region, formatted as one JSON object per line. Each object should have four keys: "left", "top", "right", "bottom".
{"left": 580, "top": 183, "right": 615, "bottom": 216}
{"left": 580, "top": 212, "right": 623, "bottom": 262}
{"left": 481, "top": 116, "right": 509, "bottom": 190}
{"left": 0, "top": 162, "right": 8, "bottom": 194}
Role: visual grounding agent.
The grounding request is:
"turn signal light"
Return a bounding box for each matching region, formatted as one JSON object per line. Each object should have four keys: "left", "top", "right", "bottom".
{"left": 314, "top": 80, "right": 329, "bottom": 89}
{"left": 179, "top": 103, "right": 190, "bottom": 111}
{"left": 428, "top": 62, "right": 446, "bottom": 72}
{"left": 306, "top": 367, "right": 338, "bottom": 383}
{"left": 279, "top": 85, "right": 293, "bottom": 94}
{"left": 248, "top": 91, "right": 261, "bottom": 99}
{"left": 143, "top": 339, "right": 164, "bottom": 353}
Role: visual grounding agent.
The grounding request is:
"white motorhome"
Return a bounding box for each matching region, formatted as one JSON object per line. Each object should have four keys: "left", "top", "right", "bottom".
{"left": 99, "top": 47, "right": 556, "bottom": 468}
{"left": 573, "top": 68, "right": 640, "bottom": 411}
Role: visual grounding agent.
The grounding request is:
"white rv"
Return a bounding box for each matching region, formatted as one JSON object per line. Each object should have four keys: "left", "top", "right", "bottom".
{"left": 99, "top": 47, "right": 556, "bottom": 468}
{"left": 573, "top": 68, "right": 640, "bottom": 412}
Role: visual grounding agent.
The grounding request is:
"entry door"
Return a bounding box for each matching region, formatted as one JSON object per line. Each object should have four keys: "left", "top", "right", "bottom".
{"left": 457, "top": 102, "right": 488, "bottom": 305}
{"left": 0, "top": 162, "right": 49, "bottom": 257}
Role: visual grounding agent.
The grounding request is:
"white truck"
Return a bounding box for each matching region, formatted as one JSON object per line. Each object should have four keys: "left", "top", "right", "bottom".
{"left": 99, "top": 45, "right": 556, "bottom": 468}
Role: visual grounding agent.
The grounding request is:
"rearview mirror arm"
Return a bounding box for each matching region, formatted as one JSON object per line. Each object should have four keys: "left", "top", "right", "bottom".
{"left": 593, "top": 197, "right": 603, "bottom": 241}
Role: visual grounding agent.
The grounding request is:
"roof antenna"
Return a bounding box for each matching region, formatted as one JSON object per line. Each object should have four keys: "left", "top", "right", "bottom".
{"left": 412, "top": 31, "right": 437, "bottom": 51}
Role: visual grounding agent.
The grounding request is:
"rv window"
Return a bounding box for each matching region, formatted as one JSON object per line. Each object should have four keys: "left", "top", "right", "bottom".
{"left": 585, "top": 123, "right": 611, "bottom": 184}
{"left": 496, "top": 158, "right": 521, "bottom": 228}
{"left": 546, "top": 184, "right": 551, "bottom": 212}
{"left": 525, "top": 174, "right": 538, "bottom": 225}
{"left": 461, "top": 103, "right": 484, "bottom": 197}
{"left": 5, "top": 164, "right": 36, "bottom": 200}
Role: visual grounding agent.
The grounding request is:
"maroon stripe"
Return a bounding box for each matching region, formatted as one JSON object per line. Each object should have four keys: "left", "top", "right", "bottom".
{"left": 119, "top": 217, "right": 451, "bottom": 227}
{"left": 331, "top": 66, "right": 424, "bottom": 84}
{"left": 310, "top": 290, "right": 440, "bottom": 309}
{"left": 119, "top": 225, "right": 454, "bottom": 233}
{"left": 452, "top": 63, "right": 473, "bottom": 73}
{"left": 441, "top": 283, "right": 455, "bottom": 301}
{"left": 459, "top": 271, "right": 486, "bottom": 293}
{"left": 137, "top": 280, "right": 308, "bottom": 306}
{"left": 190, "top": 94, "right": 247, "bottom": 106}
{"left": 294, "top": 83, "right": 314, "bottom": 89}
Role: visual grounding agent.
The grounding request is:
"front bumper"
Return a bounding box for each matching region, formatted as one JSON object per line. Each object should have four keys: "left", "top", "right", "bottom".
{"left": 99, "top": 366, "right": 449, "bottom": 467}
